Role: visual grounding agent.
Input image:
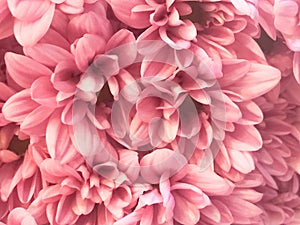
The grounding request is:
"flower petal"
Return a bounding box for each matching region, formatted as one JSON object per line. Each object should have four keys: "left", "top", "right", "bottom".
{"left": 14, "top": 3, "right": 55, "bottom": 46}
{"left": 3, "top": 89, "right": 39, "bottom": 122}
{"left": 5, "top": 53, "right": 52, "bottom": 88}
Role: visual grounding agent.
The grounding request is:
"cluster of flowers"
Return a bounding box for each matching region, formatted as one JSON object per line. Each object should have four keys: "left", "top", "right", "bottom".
{"left": 0, "top": 0, "right": 299, "bottom": 224}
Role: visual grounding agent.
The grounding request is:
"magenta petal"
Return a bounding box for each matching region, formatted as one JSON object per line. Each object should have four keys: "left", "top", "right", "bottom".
{"left": 5, "top": 53, "right": 52, "bottom": 88}
{"left": 14, "top": 3, "right": 55, "bottom": 46}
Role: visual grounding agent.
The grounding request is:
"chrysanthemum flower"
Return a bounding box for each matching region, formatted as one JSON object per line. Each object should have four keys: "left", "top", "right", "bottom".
{"left": 0, "top": 0, "right": 299, "bottom": 225}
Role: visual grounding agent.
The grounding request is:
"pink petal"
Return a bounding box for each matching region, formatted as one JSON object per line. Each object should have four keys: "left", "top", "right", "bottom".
{"left": 61, "top": 100, "right": 88, "bottom": 125}
{"left": 118, "top": 150, "right": 140, "bottom": 183}
{"left": 56, "top": 195, "right": 79, "bottom": 224}
{"left": 0, "top": 82, "right": 16, "bottom": 102}
{"left": 31, "top": 77, "right": 58, "bottom": 107}
{"left": 226, "top": 63, "right": 281, "bottom": 101}
{"left": 46, "top": 112, "right": 79, "bottom": 164}
{"left": 229, "top": 150, "right": 255, "bottom": 173}
{"left": 136, "top": 97, "right": 162, "bottom": 122}
{"left": 231, "top": 0, "right": 251, "bottom": 15}
{"left": 7, "top": 208, "right": 37, "bottom": 225}
{"left": 67, "top": 2, "right": 113, "bottom": 43}
{"left": 5, "top": 53, "right": 52, "bottom": 88}
{"left": 71, "top": 34, "right": 106, "bottom": 72}
{"left": 58, "top": 0, "right": 84, "bottom": 14}
{"left": 173, "top": 192, "right": 200, "bottom": 224}
{"left": 230, "top": 33, "right": 266, "bottom": 64}
{"left": 17, "top": 176, "right": 36, "bottom": 204}
{"left": 7, "top": 0, "right": 51, "bottom": 21}
{"left": 140, "top": 148, "right": 187, "bottom": 184}
{"left": 236, "top": 101, "right": 263, "bottom": 125}
{"left": 106, "top": 29, "right": 137, "bottom": 68}
{"left": 182, "top": 166, "right": 234, "bottom": 196}
{"left": 52, "top": 61, "right": 79, "bottom": 93}
{"left": 40, "top": 158, "right": 82, "bottom": 183}
{"left": 171, "top": 183, "right": 210, "bottom": 208}
{"left": 72, "top": 192, "right": 94, "bottom": 216}
{"left": 14, "top": 3, "right": 55, "bottom": 46}
{"left": 219, "top": 59, "right": 250, "bottom": 87}
{"left": 109, "top": 0, "right": 152, "bottom": 29}
{"left": 203, "top": 26, "right": 235, "bottom": 46}
{"left": 3, "top": 89, "right": 39, "bottom": 122}
{"left": 24, "top": 43, "right": 73, "bottom": 68}
{"left": 21, "top": 105, "right": 54, "bottom": 135}
{"left": 0, "top": 9, "right": 13, "bottom": 40}
{"left": 40, "top": 28, "right": 70, "bottom": 50}
{"left": 293, "top": 51, "right": 300, "bottom": 84}
{"left": 0, "top": 150, "right": 19, "bottom": 163}
{"left": 225, "top": 124, "right": 262, "bottom": 151}
{"left": 224, "top": 196, "right": 263, "bottom": 221}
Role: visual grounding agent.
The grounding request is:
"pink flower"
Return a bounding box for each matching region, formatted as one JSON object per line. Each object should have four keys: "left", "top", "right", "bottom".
{"left": 108, "top": 0, "right": 259, "bottom": 49}
{"left": 0, "top": 1, "right": 299, "bottom": 224}
{"left": 2, "top": 1, "right": 114, "bottom": 142}
{"left": 28, "top": 156, "right": 136, "bottom": 224}
{"left": 115, "top": 165, "right": 227, "bottom": 225}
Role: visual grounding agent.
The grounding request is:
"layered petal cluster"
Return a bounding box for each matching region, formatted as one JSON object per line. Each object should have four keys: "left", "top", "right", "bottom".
{"left": 0, "top": 1, "right": 299, "bottom": 225}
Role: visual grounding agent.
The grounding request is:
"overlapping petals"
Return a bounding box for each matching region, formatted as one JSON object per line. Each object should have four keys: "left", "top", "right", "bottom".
{"left": 0, "top": 1, "right": 299, "bottom": 225}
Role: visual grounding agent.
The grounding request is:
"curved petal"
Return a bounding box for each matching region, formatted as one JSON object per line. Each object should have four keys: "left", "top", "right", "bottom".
{"left": 24, "top": 43, "right": 73, "bottom": 68}
{"left": 31, "top": 77, "right": 58, "bottom": 107}
{"left": 5, "top": 53, "right": 52, "bottom": 88}
{"left": 3, "top": 89, "right": 39, "bottom": 122}
{"left": 14, "top": 3, "right": 55, "bottom": 46}
{"left": 225, "top": 124, "right": 263, "bottom": 151}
